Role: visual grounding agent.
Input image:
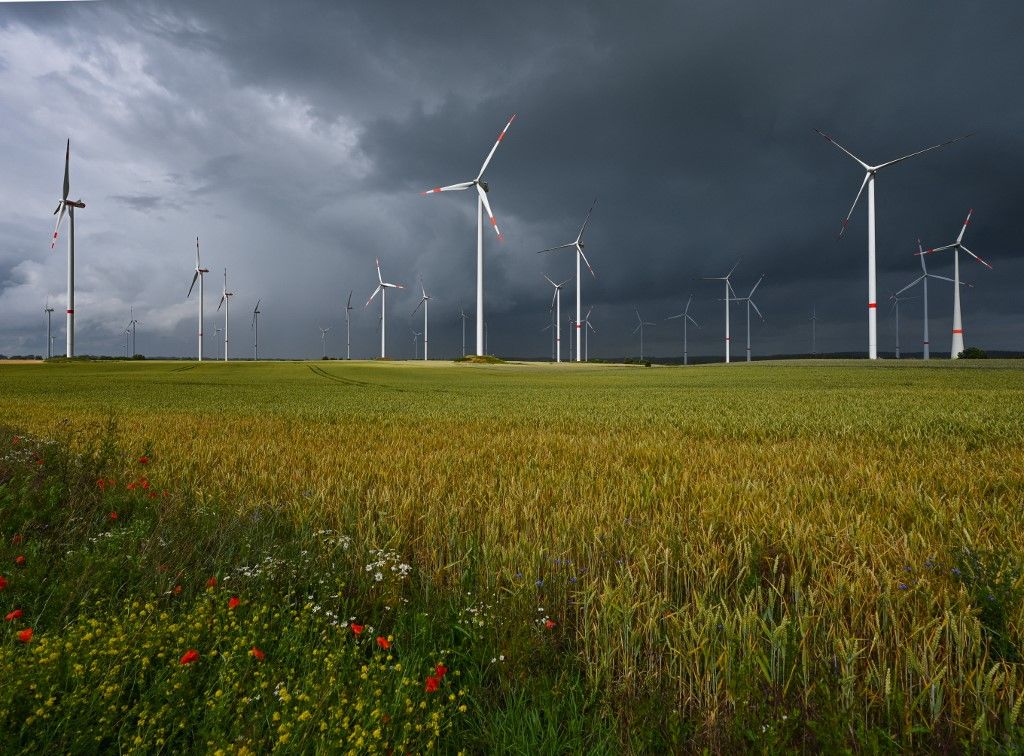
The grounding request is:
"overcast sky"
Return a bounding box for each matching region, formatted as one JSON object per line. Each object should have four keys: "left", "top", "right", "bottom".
{"left": 0, "top": 1, "right": 1021, "bottom": 360}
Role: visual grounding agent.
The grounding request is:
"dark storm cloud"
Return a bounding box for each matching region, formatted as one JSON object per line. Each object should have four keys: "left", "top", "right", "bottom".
{"left": 1, "top": 0, "right": 1021, "bottom": 359}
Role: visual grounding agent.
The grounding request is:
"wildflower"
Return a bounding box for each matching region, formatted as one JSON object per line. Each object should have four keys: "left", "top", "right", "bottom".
{"left": 14, "top": 555, "right": 26, "bottom": 567}
{"left": 897, "top": 583, "right": 909, "bottom": 591}
{"left": 140, "top": 479, "right": 150, "bottom": 489}
{"left": 5, "top": 609, "right": 23, "bottom": 621}
{"left": 173, "top": 585, "right": 183, "bottom": 595}
{"left": 148, "top": 492, "right": 158, "bottom": 499}
{"left": 250, "top": 646, "right": 265, "bottom": 661}
{"left": 10, "top": 534, "right": 22, "bottom": 545}
{"left": 434, "top": 664, "right": 448, "bottom": 679}
{"left": 138, "top": 455, "right": 150, "bottom": 464}
{"left": 376, "top": 636, "right": 390, "bottom": 650}
{"left": 350, "top": 624, "right": 364, "bottom": 635}
{"left": 97, "top": 479, "right": 106, "bottom": 491}
{"left": 36, "top": 458, "right": 43, "bottom": 465}
{"left": 425, "top": 675, "right": 439, "bottom": 693}
{"left": 17, "top": 628, "right": 33, "bottom": 643}
{"left": 180, "top": 649, "right": 200, "bottom": 665}
{"left": 0, "top": 575, "right": 7, "bottom": 591}
{"left": 126, "top": 483, "right": 136, "bottom": 491}
{"left": 109, "top": 512, "right": 118, "bottom": 521}
{"left": 206, "top": 576, "right": 218, "bottom": 588}
{"left": 12, "top": 436, "right": 20, "bottom": 445}
{"left": 228, "top": 596, "right": 240, "bottom": 610}
{"left": 544, "top": 619, "right": 557, "bottom": 630}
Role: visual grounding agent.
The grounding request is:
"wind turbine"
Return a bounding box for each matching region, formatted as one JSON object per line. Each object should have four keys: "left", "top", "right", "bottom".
{"left": 810, "top": 307, "right": 817, "bottom": 357}
{"left": 814, "top": 129, "right": 971, "bottom": 359}
{"left": 704, "top": 261, "right": 739, "bottom": 363}
{"left": 365, "top": 258, "right": 403, "bottom": 359}
{"left": 251, "top": 299, "right": 261, "bottom": 360}
{"left": 217, "top": 268, "right": 233, "bottom": 361}
{"left": 127, "top": 306, "right": 139, "bottom": 357}
{"left": 319, "top": 326, "right": 330, "bottom": 359}
{"left": 893, "top": 241, "right": 968, "bottom": 360}
{"left": 457, "top": 305, "right": 472, "bottom": 357}
{"left": 666, "top": 295, "right": 700, "bottom": 365}
{"left": 538, "top": 198, "right": 598, "bottom": 362}
{"left": 543, "top": 275, "right": 568, "bottom": 363}
{"left": 122, "top": 325, "right": 130, "bottom": 358}
{"left": 888, "top": 292, "right": 918, "bottom": 359}
{"left": 50, "top": 139, "right": 85, "bottom": 358}
{"left": 410, "top": 328, "right": 422, "bottom": 360}
{"left": 918, "top": 210, "right": 992, "bottom": 359}
{"left": 633, "top": 308, "right": 655, "bottom": 361}
{"left": 412, "top": 277, "right": 432, "bottom": 360}
{"left": 186, "top": 237, "right": 209, "bottom": 361}
{"left": 582, "top": 306, "right": 596, "bottom": 362}
{"left": 732, "top": 275, "right": 765, "bottom": 362}
{"left": 421, "top": 114, "right": 516, "bottom": 356}
{"left": 344, "top": 291, "right": 353, "bottom": 360}
{"left": 44, "top": 300, "right": 54, "bottom": 359}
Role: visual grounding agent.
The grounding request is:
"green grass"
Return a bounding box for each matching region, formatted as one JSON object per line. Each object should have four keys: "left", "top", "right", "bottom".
{"left": 1, "top": 359, "right": 1023, "bottom": 752}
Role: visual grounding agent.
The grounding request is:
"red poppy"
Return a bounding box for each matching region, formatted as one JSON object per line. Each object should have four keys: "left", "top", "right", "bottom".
{"left": 12, "top": 436, "right": 20, "bottom": 445}
{"left": 17, "top": 628, "right": 33, "bottom": 643}
{"left": 36, "top": 458, "right": 44, "bottom": 465}
{"left": 108, "top": 479, "right": 117, "bottom": 488}
{"left": 0, "top": 575, "right": 7, "bottom": 591}
{"left": 5, "top": 609, "right": 22, "bottom": 622}
{"left": 126, "top": 482, "right": 136, "bottom": 490}
{"left": 544, "top": 619, "right": 557, "bottom": 630}
{"left": 179, "top": 649, "right": 199, "bottom": 665}
{"left": 14, "top": 555, "right": 26, "bottom": 567}
{"left": 350, "top": 623, "right": 364, "bottom": 635}
{"left": 138, "top": 455, "right": 150, "bottom": 465}
{"left": 435, "top": 664, "right": 448, "bottom": 678}
{"left": 109, "top": 511, "right": 118, "bottom": 521}
{"left": 97, "top": 478, "right": 106, "bottom": 491}
{"left": 10, "top": 534, "right": 23, "bottom": 546}
{"left": 161, "top": 490, "right": 170, "bottom": 498}
{"left": 206, "top": 576, "right": 217, "bottom": 588}
{"left": 141, "top": 479, "right": 150, "bottom": 489}
{"left": 250, "top": 646, "right": 265, "bottom": 661}
{"left": 376, "top": 636, "right": 391, "bottom": 650}
{"left": 227, "top": 596, "right": 240, "bottom": 609}
{"left": 173, "top": 585, "right": 183, "bottom": 595}
{"left": 425, "top": 675, "right": 439, "bottom": 693}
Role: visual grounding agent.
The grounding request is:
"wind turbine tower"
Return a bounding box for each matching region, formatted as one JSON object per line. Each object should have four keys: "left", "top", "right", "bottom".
{"left": 50, "top": 140, "right": 86, "bottom": 358}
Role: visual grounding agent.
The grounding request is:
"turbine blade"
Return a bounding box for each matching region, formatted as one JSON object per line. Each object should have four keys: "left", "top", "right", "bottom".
{"left": 917, "top": 239, "right": 927, "bottom": 273}
{"left": 365, "top": 285, "right": 382, "bottom": 307}
{"left": 50, "top": 204, "right": 66, "bottom": 249}
{"left": 550, "top": 289, "right": 557, "bottom": 309}
{"left": 687, "top": 315, "right": 700, "bottom": 327}
{"left": 875, "top": 133, "right": 973, "bottom": 171}
{"left": 476, "top": 183, "right": 503, "bottom": 240}
{"left": 578, "top": 245, "right": 596, "bottom": 278}
{"left": 748, "top": 274, "right": 764, "bottom": 297}
{"left": 477, "top": 113, "right": 516, "bottom": 180}
{"left": 62, "top": 139, "right": 70, "bottom": 201}
{"left": 838, "top": 172, "right": 870, "bottom": 239}
{"left": 665, "top": 313, "right": 684, "bottom": 321}
{"left": 187, "top": 270, "right": 199, "bottom": 298}
{"left": 575, "top": 197, "right": 598, "bottom": 243}
{"left": 927, "top": 273, "right": 958, "bottom": 284}
{"left": 421, "top": 181, "right": 474, "bottom": 195}
{"left": 749, "top": 300, "right": 764, "bottom": 320}
{"left": 412, "top": 298, "right": 424, "bottom": 316}
{"left": 376, "top": 257, "right": 383, "bottom": 284}
{"left": 196, "top": 237, "right": 200, "bottom": 268}
{"left": 959, "top": 244, "right": 993, "bottom": 270}
{"left": 917, "top": 243, "right": 956, "bottom": 256}
{"left": 813, "top": 129, "right": 870, "bottom": 169}
{"left": 347, "top": 290, "right": 353, "bottom": 309}
{"left": 537, "top": 242, "right": 575, "bottom": 254}
{"left": 217, "top": 294, "right": 225, "bottom": 311}
{"left": 893, "top": 275, "right": 925, "bottom": 296}
{"left": 957, "top": 209, "right": 973, "bottom": 244}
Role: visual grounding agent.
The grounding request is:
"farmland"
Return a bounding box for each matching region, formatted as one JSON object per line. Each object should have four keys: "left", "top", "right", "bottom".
{"left": 1, "top": 359, "right": 1023, "bottom": 752}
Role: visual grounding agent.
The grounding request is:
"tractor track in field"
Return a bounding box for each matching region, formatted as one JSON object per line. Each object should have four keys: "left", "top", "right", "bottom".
{"left": 307, "top": 364, "right": 402, "bottom": 391}
{"left": 170, "top": 364, "right": 198, "bottom": 372}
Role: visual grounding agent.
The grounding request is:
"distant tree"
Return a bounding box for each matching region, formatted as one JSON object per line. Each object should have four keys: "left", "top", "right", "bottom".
{"left": 958, "top": 347, "right": 988, "bottom": 359}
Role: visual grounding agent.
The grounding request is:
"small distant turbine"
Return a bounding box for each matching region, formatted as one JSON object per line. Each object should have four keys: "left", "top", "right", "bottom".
{"left": 344, "top": 291, "right": 353, "bottom": 360}
{"left": 893, "top": 241, "right": 969, "bottom": 360}
{"left": 217, "top": 268, "right": 234, "bottom": 361}
{"left": 888, "top": 292, "right": 918, "bottom": 359}
{"left": 732, "top": 275, "right": 765, "bottom": 362}
{"left": 457, "top": 304, "right": 472, "bottom": 357}
{"left": 810, "top": 306, "right": 817, "bottom": 357}
{"left": 50, "top": 139, "right": 86, "bottom": 358}
{"left": 127, "top": 306, "right": 139, "bottom": 357}
{"left": 704, "top": 261, "right": 739, "bottom": 363}
{"left": 365, "top": 258, "right": 403, "bottom": 359}
{"left": 633, "top": 308, "right": 656, "bottom": 361}
{"left": 251, "top": 299, "right": 262, "bottom": 360}
{"left": 412, "top": 277, "right": 432, "bottom": 361}
{"left": 319, "top": 326, "right": 331, "bottom": 359}
{"left": 666, "top": 295, "right": 700, "bottom": 365}
{"left": 814, "top": 128, "right": 971, "bottom": 359}
{"left": 582, "top": 306, "right": 596, "bottom": 362}
{"left": 421, "top": 114, "right": 516, "bottom": 356}
{"left": 186, "top": 237, "right": 209, "bottom": 361}
{"left": 410, "top": 327, "right": 422, "bottom": 360}
{"left": 538, "top": 198, "right": 598, "bottom": 362}
{"left": 917, "top": 210, "right": 992, "bottom": 359}
{"left": 44, "top": 300, "right": 54, "bottom": 359}
{"left": 543, "top": 274, "right": 569, "bottom": 363}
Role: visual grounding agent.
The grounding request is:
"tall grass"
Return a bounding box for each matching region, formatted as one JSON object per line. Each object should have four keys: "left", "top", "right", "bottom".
{"left": 1, "top": 359, "right": 1023, "bottom": 750}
